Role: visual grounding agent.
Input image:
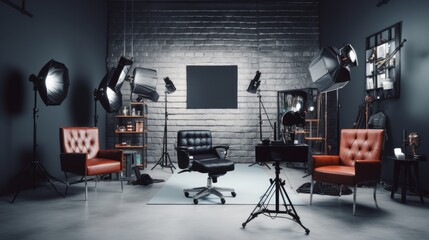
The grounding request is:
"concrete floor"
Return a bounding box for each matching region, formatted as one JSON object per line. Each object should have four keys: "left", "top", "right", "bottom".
{"left": 1, "top": 163, "right": 428, "bottom": 240}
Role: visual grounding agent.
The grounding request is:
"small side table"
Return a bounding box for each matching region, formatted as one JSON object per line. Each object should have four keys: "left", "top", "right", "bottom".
{"left": 389, "top": 156, "right": 424, "bottom": 204}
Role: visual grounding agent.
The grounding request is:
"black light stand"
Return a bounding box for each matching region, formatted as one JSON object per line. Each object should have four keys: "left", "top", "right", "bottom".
{"left": 242, "top": 160, "right": 310, "bottom": 234}
{"left": 94, "top": 89, "right": 99, "bottom": 127}
{"left": 152, "top": 77, "right": 176, "bottom": 173}
{"left": 257, "top": 90, "right": 275, "bottom": 142}
{"left": 12, "top": 79, "right": 64, "bottom": 203}
{"left": 248, "top": 89, "right": 273, "bottom": 169}
{"left": 151, "top": 91, "right": 176, "bottom": 172}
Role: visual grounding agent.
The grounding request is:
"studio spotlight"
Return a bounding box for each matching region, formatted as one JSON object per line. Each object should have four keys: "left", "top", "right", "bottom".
{"left": 246, "top": 71, "right": 273, "bottom": 142}
{"left": 247, "top": 71, "right": 261, "bottom": 94}
{"left": 309, "top": 44, "right": 358, "bottom": 93}
{"left": 108, "top": 56, "right": 133, "bottom": 93}
{"left": 132, "top": 67, "right": 159, "bottom": 102}
{"left": 164, "top": 77, "right": 176, "bottom": 94}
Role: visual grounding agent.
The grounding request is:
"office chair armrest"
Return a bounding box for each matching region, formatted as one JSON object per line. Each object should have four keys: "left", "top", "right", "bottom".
{"left": 213, "top": 145, "right": 230, "bottom": 158}
{"left": 98, "top": 149, "right": 123, "bottom": 162}
{"left": 175, "top": 146, "right": 191, "bottom": 152}
{"left": 312, "top": 155, "right": 341, "bottom": 169}
{"left": 60, "top": 153, "right": 87, "bottom": 175}
{"left": 355, "top": 160, "right": 381, "bottom": 183}
{"left": 175, "top": 147, "right": 192, "bottom": 169}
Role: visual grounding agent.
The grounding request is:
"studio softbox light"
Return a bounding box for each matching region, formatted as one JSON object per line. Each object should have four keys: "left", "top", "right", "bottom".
{"left": 309, "top": 44, "right": 357, "bottom": 93}
{"left": 95, "top": 68, "right": 123, "bottom": 113}
{"left": 32, "top": 59, "right": 69, "bottom": 106}
{"left": 108, "top": 56, "right": 133, "bottom": 93}
{"left": 132, "top": 67, "right": 159, "bottom": 102}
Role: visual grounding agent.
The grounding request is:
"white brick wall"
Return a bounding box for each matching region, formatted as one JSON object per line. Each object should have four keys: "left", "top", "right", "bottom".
{"left": 107, "top": 1, "right": 319, "bottom": 163}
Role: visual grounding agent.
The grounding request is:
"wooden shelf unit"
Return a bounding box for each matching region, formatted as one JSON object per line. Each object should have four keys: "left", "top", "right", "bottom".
{"left": 114, "top": 101, "right": 148, "bottom": 171}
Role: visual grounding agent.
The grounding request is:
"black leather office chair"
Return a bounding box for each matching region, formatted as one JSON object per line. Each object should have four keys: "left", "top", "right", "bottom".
{"left": 176, "top": 130, "right": 236, "bottom": 204}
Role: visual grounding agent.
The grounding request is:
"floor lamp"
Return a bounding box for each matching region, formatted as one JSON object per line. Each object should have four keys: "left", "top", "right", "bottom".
{"left": 12, "top": 59, "right": 69, "bottom": 203}
{"left": 247, "top": 71, "right": 273, "bottom": 169}
{"left": 152, "top": 77, "right": 176, "bottom": 173}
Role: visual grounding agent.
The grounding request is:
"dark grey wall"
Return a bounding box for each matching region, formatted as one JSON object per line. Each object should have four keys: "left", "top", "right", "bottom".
{"left": 320, "top": 0, "right": 429, "bottom": 190}
{"left": 0, "top": 0, "right": 108, "bottom": 195}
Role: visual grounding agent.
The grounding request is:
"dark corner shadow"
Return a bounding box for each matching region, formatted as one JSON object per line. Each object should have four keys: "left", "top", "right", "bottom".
{"left": 0, "top": 148, "right": 34, "bottom": 198}
{"left": 68, "top": 77, "right": 93, "bottom": 126}
{"left": 1, "top": 69, "right": 26, "bottom": 116}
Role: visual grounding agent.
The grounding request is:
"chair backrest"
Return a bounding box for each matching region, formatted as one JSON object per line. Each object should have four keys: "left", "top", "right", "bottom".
{"left": 339, "top": 129, "right": 384, "bottom": 166}
{"left": 177, "top": 130, "right": 213, "bottom": 154}
{"left": 60, "top": 127, "right": 100, "bottom": 159}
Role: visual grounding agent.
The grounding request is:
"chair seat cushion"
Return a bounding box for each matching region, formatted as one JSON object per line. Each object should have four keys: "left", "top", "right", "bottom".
{"left": 87, "top": 158, "right": 121, "bottom": 176}
{"left": 192, "top": 158, "right": 234, "bottom": 174}
{"left": 313, "top": 165, "right": 356, "bottom": 186}
{"left": 192, "top": 153, "right": 219, "bottom": 160}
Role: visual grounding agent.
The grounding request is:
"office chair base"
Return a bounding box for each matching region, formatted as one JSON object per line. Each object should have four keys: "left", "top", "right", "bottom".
{"left": 183, "top": 176, "right": 235, "bottom": 204}
{"left": 184, "top": 186, "right": 236, "bottom": 204}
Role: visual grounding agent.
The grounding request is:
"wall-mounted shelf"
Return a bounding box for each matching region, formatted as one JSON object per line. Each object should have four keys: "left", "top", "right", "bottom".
{"left": 365, "top": 22, "right": 402, "bottom": 100}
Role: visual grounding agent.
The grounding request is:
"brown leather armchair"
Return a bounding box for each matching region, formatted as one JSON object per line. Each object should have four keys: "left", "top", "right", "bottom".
{"left": 60, "top": 127, "right": 124, "bottom": 200}
{"left": 310, "top": 129, "right": 384, "bottom": 215}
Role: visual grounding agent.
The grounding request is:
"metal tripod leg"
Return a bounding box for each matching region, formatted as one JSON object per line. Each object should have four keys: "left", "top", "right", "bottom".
{"left": 152, "top": 151, "right": 176, "bottom": 173}
{"left": 12, "top": 161, "right": 64, "bottom": 203}
{"left": 248, "top": 161, "right": 271, "bottom": 169}
{"left": 242, "top": 161, "right": 310, "bottom": 234}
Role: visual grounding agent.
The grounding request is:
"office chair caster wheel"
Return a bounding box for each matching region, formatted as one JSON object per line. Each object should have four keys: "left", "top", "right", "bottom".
{"left": 221, "top": 198, "right": 225, "bottom": 204}
{"left": 231, "top": 192, "right": 236, "bottom": 197}
{"left": 193, "top": 199, "right": 198, "bottom": 204}
{"left": 184, "top": 192, "right": 190, "bottom": 197}
{"left": 242, "top": 223, "right": 246, "bottom": 228}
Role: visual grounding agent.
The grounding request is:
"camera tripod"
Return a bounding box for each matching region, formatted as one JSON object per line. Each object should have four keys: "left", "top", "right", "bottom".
{"left": 242, "top": 161, "right": 310, "bottom": 234}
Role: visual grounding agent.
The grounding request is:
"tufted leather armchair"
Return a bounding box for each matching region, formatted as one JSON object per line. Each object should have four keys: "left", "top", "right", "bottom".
{"left": 176, "top": 130, "right": 235, "bottom": 204}
{"left": 59, "top": 127, "right": 123, "bottom": 200}
{"left": 310, "top": 129, "right": 384, "bottom": 215}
